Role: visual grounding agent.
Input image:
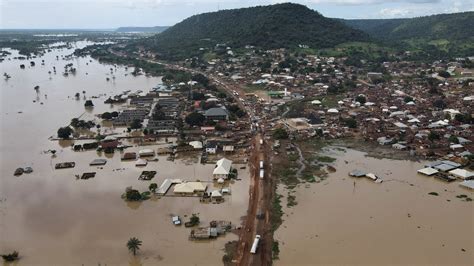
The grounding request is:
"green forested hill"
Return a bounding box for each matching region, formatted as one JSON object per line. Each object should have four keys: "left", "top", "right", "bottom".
{"left": 343, "top": 12, "right": 474, "bottom": 59}
{"left": 344, "top": 12, "right": 474, "bottom": 41}
{"left": 342, "top": 18, "right": 407, "bottom": 38}
{"left": 140, "top": 3, "right": 368, "bottom": 60}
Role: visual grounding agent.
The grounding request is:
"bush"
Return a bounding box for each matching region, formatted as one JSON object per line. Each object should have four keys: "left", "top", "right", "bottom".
{"left": 448, "top": 135, "right": 459, "bottom": 144}
{"left": 101, "top": 112, "right": 113, "bottom": 120}
{"left": 130, "top": 119, "right": 142, "bottom": 129}
{"left": 229, "top": 168, "right": 238, "bottom": 179}
{"left": 191, "top": 74, "right": 209, "bottom": 87}
{"left": 2, "top": 251, "right": 19, "bottom": 262}
{"left": 125, "top": 189, "right": 142, "bottom": 201}
{"left": 428, "top": 131, "right": 440, "bottom": 142}
{"left": 355, "top": 95, "right": 366, "bottom": 105}
{"left": 185, "top": 112, "right": 205, "bottom": 126}
{"left": 437, "top": 70, "right": 450, "bottom": 78}
{"left": 84, "top": 100, "right": 94, "bottom": 107}
{"left": 149, "top": 183, "right": 158, "bottom": 193}
{"left": 190, "top": 214, "right": 200, "bottom": 226}
{"left": 344, "top": 118, "right": 357, "bottom": 128}
{"left": 433, "top": 99, "right": 446, "bottom": 109}
{"left": 273, "top": 128, "right": 288, "bottom": 139}
{"left": 272, "top": 241, "right": 280, "bottom": 260}
{"left": 57, "top": 126, "right": 73, "bottom": 139}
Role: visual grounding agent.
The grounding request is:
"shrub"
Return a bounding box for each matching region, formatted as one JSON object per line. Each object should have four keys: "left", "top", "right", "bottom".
{"left": 2, "top": 251, "right": 19, "bottom": 262}
{"left": 125, "top": 189, "right": 142, "bottom": 201}
{"left": 273, "top": 128, "right": 288, "bottom": 139}
{"left": 57, "top": 126, "right": 73, "bottom": 139}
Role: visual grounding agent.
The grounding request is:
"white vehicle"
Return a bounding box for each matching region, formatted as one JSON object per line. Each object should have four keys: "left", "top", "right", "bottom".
{"left": 250, "top": 235, "right": 261, "bottom": 254}
{"left": 172, "top": 216, "right": 181, "bottom": 225}
{"left": 259, "top": 169, "right": 264, "bottom": 179}
{"left": 259, "top": 160, "right": 264, "bottom": 169}
{"left": 259, "top": 138, "right": 264, "bottom": 145}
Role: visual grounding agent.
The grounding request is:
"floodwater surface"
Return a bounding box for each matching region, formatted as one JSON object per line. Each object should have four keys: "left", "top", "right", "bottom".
{"left": 0, "top": 43, "right": 249, "bottom": 265}
{"left": 275, "top": 148, "right": 473, "bottom": 265}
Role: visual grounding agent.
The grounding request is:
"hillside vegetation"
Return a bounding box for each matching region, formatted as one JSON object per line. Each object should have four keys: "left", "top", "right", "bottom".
{"left": 343, "top": 12, "right": 474, "bottom": 59}
{"left": 139, "top": 3, "right": 368, "bottom": 60}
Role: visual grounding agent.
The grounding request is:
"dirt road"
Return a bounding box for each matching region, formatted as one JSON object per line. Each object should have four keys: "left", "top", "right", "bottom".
{"left": 118, "top": 53, "right": 275, "bottom": 265}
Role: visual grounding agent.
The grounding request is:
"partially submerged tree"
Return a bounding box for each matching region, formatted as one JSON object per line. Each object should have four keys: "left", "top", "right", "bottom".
{"left": 149, "top": 183, "right": 158, "bottom": 193}
{"left": 125, "top": 189, "right": 142, "bottom": 201}
{"left": 57, "top": 126, "right": 73, "bottom": 139}
{"left": 126, "top": 237, "right": 142, "bottom": 256}
{"left": 84, "top": 100, "right": 94, "bottom": 107}
{"left": 189, "top": 214, "right": 200, "bottom": 226}
{"left": 2, "top": 251, "right": 19, "bottom": 262}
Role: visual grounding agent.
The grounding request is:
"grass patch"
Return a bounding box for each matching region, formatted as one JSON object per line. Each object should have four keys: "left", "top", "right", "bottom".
{"left": 317, "top": 155, "right": 336, "bottom": 163}
{"left": 243, "top": 83, "right": 266, "bottom": 93}
{"left": 222, "top": 241, "right": 238, "bottom": 266}
{"left": 271, "top": 194, "right": 283, "bottom": 233}
{"left": 287, "top": 193, "right": 297, "bottom": 207}
{"left": 276, "top": 163, "right": 299, "bottom": 187}
{"left": 287, "top": 153, "right": 299, "bottom": 162}
{"left": 428, "top": 192, "right": 439, "bottom": 196}
{"left": 301, "top": 173, "right": 316, "bottom": 183}
{"left": 272, "top": 241, "right": 280, "bottom": 260}
{"left": 202, "top": 52, "right": 217, "bottom": 61}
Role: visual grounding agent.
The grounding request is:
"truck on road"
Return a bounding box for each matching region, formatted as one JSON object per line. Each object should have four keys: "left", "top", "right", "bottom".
{"left": 250, "top": 234, "right": 261, "bottom": 254}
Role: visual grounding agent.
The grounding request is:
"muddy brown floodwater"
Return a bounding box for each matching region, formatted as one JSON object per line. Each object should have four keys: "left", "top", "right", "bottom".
{"left": 275, "top": 147, "right": 473, "bottom": 265}
{"left": 0, "top": 43, "right": 249, "bottom": 265}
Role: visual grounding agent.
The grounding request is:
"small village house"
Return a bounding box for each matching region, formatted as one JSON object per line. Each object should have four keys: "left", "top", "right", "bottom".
{"left": 213, "top": 158, "right": 233, "bottom": 179}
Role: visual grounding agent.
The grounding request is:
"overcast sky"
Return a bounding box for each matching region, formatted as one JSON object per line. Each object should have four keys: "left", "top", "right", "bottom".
{"left": 1, "top": 0, "right": 473, "bottom": 29}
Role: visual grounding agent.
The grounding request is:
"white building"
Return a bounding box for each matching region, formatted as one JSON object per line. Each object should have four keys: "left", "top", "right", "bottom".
{"left": 213, "top": 158, "right": 233, "bottom": 179}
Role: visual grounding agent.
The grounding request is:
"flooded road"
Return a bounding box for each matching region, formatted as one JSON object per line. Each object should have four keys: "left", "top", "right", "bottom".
{"left": 275, "top": 148, "right": 473, "bottom": 265}
{"left": 0, "top": 43, "right": 249, "bottom": 265}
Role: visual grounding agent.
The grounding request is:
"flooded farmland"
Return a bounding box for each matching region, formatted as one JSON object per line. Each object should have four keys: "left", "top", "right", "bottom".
{"left": 0, "top": 43, "right": 249, "bottom": 265}
{"left": 275, "top": 148, "right": 473, "bottom": 265}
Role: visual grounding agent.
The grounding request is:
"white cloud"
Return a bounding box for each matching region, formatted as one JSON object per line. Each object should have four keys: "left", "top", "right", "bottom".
{"left": 377, "top": 0, "right": 474, "bottom": 18}
{"left": 306, "top": 0, "right": 441, "bottom": 5}
{"left": 379, "top": 7, "right": 415, "bottom": 17}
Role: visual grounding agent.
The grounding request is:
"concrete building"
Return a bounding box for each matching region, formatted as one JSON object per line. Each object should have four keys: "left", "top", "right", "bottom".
{"left": 213, "top": 158, "right": 232, "bottom": 179}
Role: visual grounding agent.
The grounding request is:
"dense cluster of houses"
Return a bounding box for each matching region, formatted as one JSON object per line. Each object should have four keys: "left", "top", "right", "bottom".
{"left": 188, "top": 45, "right": 473, "bottom": 161}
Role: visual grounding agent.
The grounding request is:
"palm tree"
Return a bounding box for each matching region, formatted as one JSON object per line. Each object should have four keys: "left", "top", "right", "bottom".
{"left": 126, "top": 237, "right": 142, "bottom": 256}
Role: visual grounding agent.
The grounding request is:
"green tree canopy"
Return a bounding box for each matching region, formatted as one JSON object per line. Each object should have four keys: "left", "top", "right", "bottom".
{"left": 126, "top": 237, "right": 142, "bottom": 256}
{"left": 185, "top": 112, "right": 205, "bottom": 126}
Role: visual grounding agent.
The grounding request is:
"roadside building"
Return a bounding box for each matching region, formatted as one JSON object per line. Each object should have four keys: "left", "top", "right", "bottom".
{"left": 173, "top": 182, "right": 207, "bottom": 195}
{"left": 449, "top": 169, "right": 474, "bottom": 180}
{"left": 213, "top": 158, "right": 233, "bottom": 179}
{"left": 205, "top": 107, "right": 229, "bottom": 121}
{"left": 206, "top": 141, "right": 218, "bottom": 154}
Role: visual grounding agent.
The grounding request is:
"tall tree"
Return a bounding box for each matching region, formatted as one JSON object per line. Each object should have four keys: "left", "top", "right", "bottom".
{"left": 126, "top": 237, "right": 142, "bottom": 256}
